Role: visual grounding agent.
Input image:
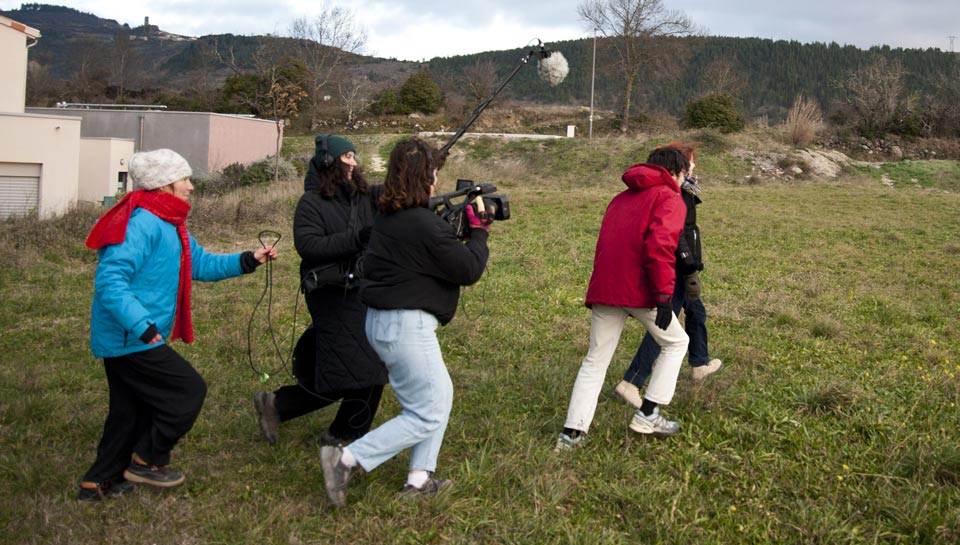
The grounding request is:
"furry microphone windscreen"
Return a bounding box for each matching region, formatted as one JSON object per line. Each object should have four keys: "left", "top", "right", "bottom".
{"left": 538, "top": 51, "right": 569, "bottom": 86}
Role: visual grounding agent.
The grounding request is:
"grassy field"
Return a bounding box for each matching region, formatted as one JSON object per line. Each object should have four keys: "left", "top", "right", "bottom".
{"left": 2, "top": 132, "right": 959, "bottom": 544}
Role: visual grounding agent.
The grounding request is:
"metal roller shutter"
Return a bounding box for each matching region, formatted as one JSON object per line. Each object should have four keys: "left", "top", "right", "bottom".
{"left": 0, "top": 176, "right": 40, "bottom": 219}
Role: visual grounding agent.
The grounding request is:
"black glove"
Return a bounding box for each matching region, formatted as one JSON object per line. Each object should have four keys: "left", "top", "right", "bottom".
{"left": 655, "top": 302, "right": 673, "bottom": 330}
{"left": 685, "top": 271, "right": 701, "bottom": 301}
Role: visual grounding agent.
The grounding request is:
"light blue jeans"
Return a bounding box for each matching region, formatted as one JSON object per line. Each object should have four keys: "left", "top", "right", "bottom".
{"left": 348, "top": 308, "right": 453, "bottom": 473}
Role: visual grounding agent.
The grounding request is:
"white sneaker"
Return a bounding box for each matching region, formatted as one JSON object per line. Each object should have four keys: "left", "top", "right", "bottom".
{"left": 629, "top": 407, "right": 680, "bottom": 437}
{"left": 611, "top": 380, "right": 643, "bottom": 409}
{"left": 691, "top": 359, "right": 723, "bottom": 381}
{"left": 554, "top": 432, "right": 585, "bottom": 452}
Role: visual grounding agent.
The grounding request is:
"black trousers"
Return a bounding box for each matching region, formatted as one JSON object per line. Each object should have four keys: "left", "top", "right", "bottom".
{"left": 82, "top": 345, "right": 206, "bottom": 484}
{"left": 273, "top": 355, "right": 384, "bottom": 442}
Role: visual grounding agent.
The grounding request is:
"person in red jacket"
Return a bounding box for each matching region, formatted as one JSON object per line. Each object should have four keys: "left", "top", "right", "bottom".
{"left": 556, "top": 146, "right": 690, "bottom": 451}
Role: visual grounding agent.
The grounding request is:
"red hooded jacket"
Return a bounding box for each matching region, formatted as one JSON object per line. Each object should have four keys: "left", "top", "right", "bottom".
{"left": 584, "top": 163, "right": 686, "bottom": 309}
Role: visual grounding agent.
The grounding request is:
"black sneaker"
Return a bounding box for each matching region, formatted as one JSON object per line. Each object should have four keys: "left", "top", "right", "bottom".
{"left": 123, "top": 460, "right": 185, "bottom": 488}
{"left": 77, "top": 480, "right": 137, "bottom": 502}
{"left": 398, "top": 477, "right": 453, "bottom": 499}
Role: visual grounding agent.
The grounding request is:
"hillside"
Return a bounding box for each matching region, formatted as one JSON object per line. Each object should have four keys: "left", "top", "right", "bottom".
{"left": 4, "top": 3, "right": 958, "bottom": 123}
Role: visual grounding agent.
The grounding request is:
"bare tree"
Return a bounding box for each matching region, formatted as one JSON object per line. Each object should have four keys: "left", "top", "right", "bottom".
{"left": 110, "top": 29, "right": 139, "bottom": 101}
{"left": 26, "top": 60, "right": 58, "bottom": 106}
{"left": 699, "top": 55, "right": 746, "bottom": 98}
{"left": 578, "top": 0, "right": 696, "bottom": 131}
{"left": 925, "top": 66, "right": 960, "bottom": 137}
{"left": 338, "top": 74, "right": 375, "bottom": 125}
{"left": 265, "top": 81, "right": 308, "bottom": 181}
{"left": 288, "top": 4, "right": 367, "bottom": 129}
{"left": 66, "top": 36, "right": 109, "bottom": 102}
{"left": 463, "top": 58, "right": 498, "bottom": 104}
{"left": 834, "top": 56, "right": 908, "bottom": 135}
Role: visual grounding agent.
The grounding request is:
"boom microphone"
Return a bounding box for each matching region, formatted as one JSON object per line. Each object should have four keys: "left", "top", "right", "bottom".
{"left": 439, "top": 39, "right": 570, "bottom": 156}
{"left": 537, "top": 48, "right": 569, "bottom": 86}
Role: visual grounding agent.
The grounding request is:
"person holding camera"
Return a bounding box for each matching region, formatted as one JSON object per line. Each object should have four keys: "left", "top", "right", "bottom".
{"left": 252, "top": 135, "right": 387, "bottom": 449}
{"left": 79, "top": 149, "right": 277, "bottom": 501}
{"left": 614, "top": 143, "right": 722, "bottom": 409}
{"left": 319, "top": 137, "right": 490, "bottom": 507}
{"left": 556, "top": 146, "right": 690, "bottom": 451}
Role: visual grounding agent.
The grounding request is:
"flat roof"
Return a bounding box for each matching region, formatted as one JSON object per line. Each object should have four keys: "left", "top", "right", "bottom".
{"left": 0, "top": 15, "right": 41, "bottom": 39}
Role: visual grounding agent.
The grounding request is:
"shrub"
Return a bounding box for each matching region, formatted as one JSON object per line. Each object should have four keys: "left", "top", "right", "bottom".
{"left": 370, "top": 89, "right": 400, "bottom": 115}
{"left": 194, "top": 156, "right": 298, "bottom": 196}
{"left": 784, "top": 94, "right": 822, "bottom": 146}
{"left": 683, "top": 94, "right": 744, "bottom": 133}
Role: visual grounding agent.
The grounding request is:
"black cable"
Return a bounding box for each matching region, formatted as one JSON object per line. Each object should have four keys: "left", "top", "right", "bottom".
{"left": 245, "top": 230, "right": 375, "bottom": 433}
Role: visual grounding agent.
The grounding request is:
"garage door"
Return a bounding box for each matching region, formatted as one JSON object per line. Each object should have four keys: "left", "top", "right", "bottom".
{"left": 0, "top": 175, "right": 39, "bottom": 220}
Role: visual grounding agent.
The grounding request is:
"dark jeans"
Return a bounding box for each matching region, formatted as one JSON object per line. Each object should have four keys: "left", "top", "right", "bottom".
{"left": 82, "top": 345, "right": 207, "bottom": 484}
{"left": 272, "top": 333, "right": 384, "bottom": 442}
{"left": 623, "top": 274, "right": 710, "bottom": 389}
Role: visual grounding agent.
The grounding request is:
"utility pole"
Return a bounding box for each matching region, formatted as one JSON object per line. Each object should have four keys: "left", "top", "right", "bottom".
{"left": 589, "top": 29, "right": 597, "bottom": 139}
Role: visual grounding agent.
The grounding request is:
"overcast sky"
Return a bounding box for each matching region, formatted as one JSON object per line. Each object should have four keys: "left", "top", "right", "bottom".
{"left": 6, "top": 1, "right": 959, "bottom": 60}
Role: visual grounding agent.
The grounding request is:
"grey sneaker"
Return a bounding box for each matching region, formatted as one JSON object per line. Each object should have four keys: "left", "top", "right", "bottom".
{"left": 253, "top": 391, "right": 280, "bottom": 444}
{"left": 398, "top": 477, "right": 453, "bottom": 499}
{"left": 691, "top": 359, "right": 723, "bottom": 381}
{"left": 612, "top": 380, "right": 643, "bottom": 409}
{"left": 319, "top": 445, "right": 354, "bottom": 508}
{"left": 629, "top": 407, "right": 680, "bottom": 437}
{"left": 554, "top": 432, "right": 585, "bottom": 452}
{"left": 122, "top": 460, "right": 185, "bottom": 488}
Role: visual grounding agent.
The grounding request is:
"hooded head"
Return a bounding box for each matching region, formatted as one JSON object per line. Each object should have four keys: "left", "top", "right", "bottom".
{"left": 129, "top": 149, "right": 192, "bottom": 191}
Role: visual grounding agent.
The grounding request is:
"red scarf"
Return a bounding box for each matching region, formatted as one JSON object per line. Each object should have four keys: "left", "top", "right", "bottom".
{"left": 86, "top": 190, "right": 195, "bottom": 343}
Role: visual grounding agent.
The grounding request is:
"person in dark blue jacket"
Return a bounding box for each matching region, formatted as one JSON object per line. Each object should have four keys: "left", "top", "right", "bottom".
{"left": 78, "top": 149, "right": 277, "bottom": 502}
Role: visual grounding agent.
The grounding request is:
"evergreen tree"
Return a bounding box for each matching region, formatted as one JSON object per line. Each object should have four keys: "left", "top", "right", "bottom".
{"left": 399, "top": 68, "right": 442, "bottom": 114}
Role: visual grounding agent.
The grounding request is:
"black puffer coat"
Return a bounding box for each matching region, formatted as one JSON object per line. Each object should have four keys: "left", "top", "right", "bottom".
{"left": 293, "top": 174, "right": 386, "bottom": 394}
{"left": 675, "top": 178, "right": 703, "bottom": 275}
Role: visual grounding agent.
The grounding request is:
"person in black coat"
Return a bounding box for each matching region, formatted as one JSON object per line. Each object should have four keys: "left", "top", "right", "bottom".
{"left": 318, "top": 137, "right": 491, "bottom": 507}
{"left": 253, "top": 135, "right": 387, "bottom": 447}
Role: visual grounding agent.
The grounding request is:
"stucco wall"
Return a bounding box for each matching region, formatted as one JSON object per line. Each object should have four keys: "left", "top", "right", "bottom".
{"left": 0, "top": 22, "right": 28, "bottom": 113}
{"left": 207, "top": 114, "right": 279, "bottom": 173}
{"left": 78, "top": 138, "right": 134, "bottom": 203}
{"left": 0, "top": 112, "right": 81, "bottom": 217}
{"left": 26, "top": 108, "right": 278, "bottom": 176}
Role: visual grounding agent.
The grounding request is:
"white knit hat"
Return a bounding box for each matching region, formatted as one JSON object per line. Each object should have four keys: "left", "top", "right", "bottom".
{"left": 129, "top": 149, "right": 192, "bottom": 191}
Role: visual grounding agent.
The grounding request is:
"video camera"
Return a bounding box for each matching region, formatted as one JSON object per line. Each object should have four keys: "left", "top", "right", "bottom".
{"left": 428, "top": 179, "right": 510, "bottom": 239}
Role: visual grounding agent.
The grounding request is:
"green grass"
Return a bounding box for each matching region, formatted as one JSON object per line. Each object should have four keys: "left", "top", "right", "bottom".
{"left": 2, "top": 136, "right": 960, "bottom": 544}
{"left": 853, "top": 159, "right": 960, "bottom": 190}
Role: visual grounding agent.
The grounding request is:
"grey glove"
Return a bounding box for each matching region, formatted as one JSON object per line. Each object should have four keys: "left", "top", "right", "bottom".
{"left": 685, "top": 272, "right": 702, "bottom": 301}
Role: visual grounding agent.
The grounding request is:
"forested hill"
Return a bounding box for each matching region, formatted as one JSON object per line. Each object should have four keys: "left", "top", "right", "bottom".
{"left": 429, "top": 36, "right": 959, "bottom": 121}
{"left": 4, "top": 3, "right": 957, "bottom": 121}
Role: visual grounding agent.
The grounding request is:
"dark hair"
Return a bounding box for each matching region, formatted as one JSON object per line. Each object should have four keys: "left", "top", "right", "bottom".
{"left": 379, "top": 138, "right": 437, "bottom": 214}
{"left": 646, "top": 146, "right": 690, "bottom": 177}
{"left": 304, "top": 155, "right": 369, "bottom": 198}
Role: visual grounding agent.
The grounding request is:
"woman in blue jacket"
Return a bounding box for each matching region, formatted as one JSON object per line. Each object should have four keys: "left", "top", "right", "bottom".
{"left": 78, "top": 149, "right": 277, "bottom": 502}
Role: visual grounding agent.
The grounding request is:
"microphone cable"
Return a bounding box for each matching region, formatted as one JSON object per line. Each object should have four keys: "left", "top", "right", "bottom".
{"left": 245, "top": 230, "right": 378, "bottom": 432}
{"left": 246, "top": 230, "right": 297, "bottom": 382}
